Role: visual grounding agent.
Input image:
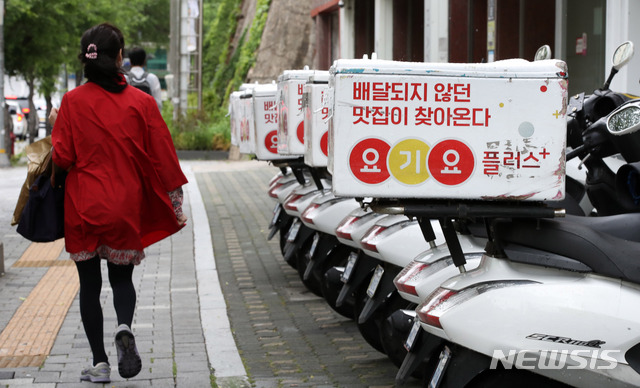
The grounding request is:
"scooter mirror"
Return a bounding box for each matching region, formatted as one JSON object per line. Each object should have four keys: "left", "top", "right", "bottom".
{"left": 613, "top": 41, "right": 634, "bottom": 70}
{"left": 603, "top": 41, "right": 634, "bottom": 90}
{"left": 607, "top": 101, "right": 640, "bottom": 135}
{"left": 534, "top": 45, "right": 552, "bottom": 61}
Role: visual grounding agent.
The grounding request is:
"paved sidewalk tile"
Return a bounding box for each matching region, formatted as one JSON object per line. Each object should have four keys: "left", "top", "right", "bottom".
{"left": 0, "top": 160, "right": 425, "bottom": 388}
{"left": 196, "top": 162, "right": 422, "bottom": 388}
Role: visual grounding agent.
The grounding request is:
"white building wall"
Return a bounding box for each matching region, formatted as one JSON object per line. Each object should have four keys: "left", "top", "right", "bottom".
{"left": 424, "top": 0, "right": 449, "bottom": 62}
{"left": 339, "top": 0, "right": 355, "bottom": 59}
{"left": 374, "top": 0, "right": 393, "bottom": 60}
{"left": 605, "top": 0, "right": 640, "bottom": 96}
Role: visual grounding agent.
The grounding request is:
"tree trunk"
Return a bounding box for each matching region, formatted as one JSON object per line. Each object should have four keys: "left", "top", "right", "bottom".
{"left": 45, "top": 95, "right": 53, "bottom": 136}
{"left": 26, "top": 77, "right": 38, "bottom": 144}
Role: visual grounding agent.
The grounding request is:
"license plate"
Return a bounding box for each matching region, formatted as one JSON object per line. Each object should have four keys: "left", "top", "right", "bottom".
{"left": 404, "top": 318, "right": 421, "bottom": 351}
{"left": 286, "top": 220, "right": 301, "bottom": 243}
{"left": 308, "top": 233, "right": 320, "bottom": 259}
{"left": 428, "top": 346, "right": 452, "bottom": 388}
{"left": 341, "top": 252, "right": 359, "bottom": 283}
{"left": 270, "top": 205, "right": 282, "bottom": 228}
{"left": 366, "top": 265, "right": 385, "bottom": 298}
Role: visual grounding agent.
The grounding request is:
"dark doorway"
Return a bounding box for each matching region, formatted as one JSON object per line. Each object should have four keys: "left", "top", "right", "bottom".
{"left": 393, "top": 0, "right": 425, "bottom": 61}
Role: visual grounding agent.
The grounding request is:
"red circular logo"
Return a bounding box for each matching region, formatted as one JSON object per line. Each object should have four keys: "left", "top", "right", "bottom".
{"left": 428, "top": 140, "right": 475, "bottom": 186}
{"left": 320, "top": 131, "right": 328, "bottom": 157}
{"left": 348, "top": 138, "right": 391, "bottom": 184}
{"left": 264, "top": 130, "right": 278, "bottom": 154}
{"left": 296, "top": 121, "right": 305, "bottom": 144}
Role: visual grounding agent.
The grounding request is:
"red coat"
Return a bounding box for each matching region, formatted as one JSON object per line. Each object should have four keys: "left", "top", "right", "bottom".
{"left": 52, "top": 81, "right": 188, "bottom": 255}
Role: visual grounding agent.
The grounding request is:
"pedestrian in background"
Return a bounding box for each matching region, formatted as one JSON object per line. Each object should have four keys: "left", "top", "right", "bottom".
{"left": 49, "top": 22, "right": 188, "bottom": 383}
{"left": 126, "top": 46, "right": 163, "bottom": 111}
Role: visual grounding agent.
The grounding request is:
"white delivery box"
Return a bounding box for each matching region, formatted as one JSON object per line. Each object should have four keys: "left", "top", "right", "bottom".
{"left": 277, "top": 68, "right": 316, "bottom": 155}
{"left": 238, "top": 89, "right": 255, "bottom": 155}
{"left": 229, "top": 91, "right": 244, "bottom": 148}
{"left": 328, "top": 58, "right": 568, "bottom": 201}
{"left": 252, "top": 83, "right": 291, "bottom": 160}
{"left": 229, "top": 83, "right": 259, "bottom": 148}
{"left": 303, "top": 71, "right": 330, "bottom": 167}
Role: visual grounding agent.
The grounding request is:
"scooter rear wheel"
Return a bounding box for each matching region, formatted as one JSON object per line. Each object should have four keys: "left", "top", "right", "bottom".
{"left": 320, "top": 245, "right": 357, "bottom": 320}
{"left": 468, "top": 368, "right": 571, "bottom": 388}
{"left": 279, "top": 218, "right": 293, "bottom": 255}
{"left": 378, "top": 298, "right": 424, "bottom": 375}
{"left": 296, "top": 232, "right": 323, "bottom": 297}
{"left": 353, "top": 276, "right": 386, "bottom": 353}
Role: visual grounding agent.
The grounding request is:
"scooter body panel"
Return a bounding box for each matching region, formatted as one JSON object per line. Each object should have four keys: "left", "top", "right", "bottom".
{"left": 425, "top": 256, "right": 640, "bottom": 387}
{"left": 275, "top": 180, "right": 304, "bottom": 204}
{"left": 282, "top": 182, "right": 331, "bottom": 218}
{"left": 395, "top": 236, "right": 487, "bottom": 304}
{"left": 372, "top": 220, "right": 445, "bottom": 267}
{"left": 335, "top": 208, "right": 387, "bottom": 250}
{"left": 301, "top": 193, "right": 361, "bottom": 235}
{"left": 359, "top": 215, "right": 412, "bottom": 260}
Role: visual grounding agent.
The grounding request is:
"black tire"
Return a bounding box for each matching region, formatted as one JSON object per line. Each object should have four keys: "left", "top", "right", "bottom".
{"left": 296, "top": 232, "right": 323, "bottom": 297}
{"left": 320, "top": 245, "right": 357, "bottom": 320}
{"left": 353, "top": 275, "right": 386, "bottom": 354}
{"left": 279, "top": 217, "right": 293, "bottom": 255}
{"left": 378, "top": 297, "right": 423, "bottom": 373}
{"left": 468, "top": 368, "right": 571, "bottom": 388}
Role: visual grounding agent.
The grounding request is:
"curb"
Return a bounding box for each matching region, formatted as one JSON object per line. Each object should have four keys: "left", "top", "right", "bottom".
{"left": 183, "top": 163, "right": 250, "bottom": 386}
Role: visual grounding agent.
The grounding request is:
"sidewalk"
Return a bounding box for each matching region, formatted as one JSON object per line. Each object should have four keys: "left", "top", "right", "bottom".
{"left": 0, "top": 160, "right": 420, "bottom": 388}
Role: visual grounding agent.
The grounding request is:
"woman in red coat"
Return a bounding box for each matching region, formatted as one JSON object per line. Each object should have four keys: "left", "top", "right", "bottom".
{"left": 50, "top": 23, "right": 188, "bottom": 383}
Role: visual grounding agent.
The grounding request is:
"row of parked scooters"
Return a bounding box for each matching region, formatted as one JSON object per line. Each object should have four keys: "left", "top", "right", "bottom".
{"left": 232, "top": 42, "right": 640, "bottom": 387}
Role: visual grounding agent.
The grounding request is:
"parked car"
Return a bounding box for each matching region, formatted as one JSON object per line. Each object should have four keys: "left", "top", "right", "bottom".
{"left": 6, "top": 100, "right": 27, "bottom": 140}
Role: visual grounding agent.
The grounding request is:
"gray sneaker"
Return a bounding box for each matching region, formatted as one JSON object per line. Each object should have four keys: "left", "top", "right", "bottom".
{"left": 115, "top": 324, "right": 142, "bottom": 378}
{"left": 80, "top": 362, "right": 111, "bottom": 383}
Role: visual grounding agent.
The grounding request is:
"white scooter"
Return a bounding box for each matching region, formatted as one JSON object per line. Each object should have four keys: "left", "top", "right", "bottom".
{"left": 388, "top": 41, "right": 639, "bottom": 386}
{"left": 415, "top": 89, "right": 640, "bottom": 387}
{"left": 297, "top": 191, "right": 361, "bottom": 296}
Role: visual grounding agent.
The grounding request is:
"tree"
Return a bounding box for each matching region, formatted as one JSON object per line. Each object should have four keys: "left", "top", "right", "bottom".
{"left": 5, "top": 0, "right": 73, "bottom": 141}
{"left": 4, "top": 0, "right": 170, "bottom": 142}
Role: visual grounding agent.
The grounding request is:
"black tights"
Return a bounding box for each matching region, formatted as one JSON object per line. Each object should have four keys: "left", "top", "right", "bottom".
{"left": 75, "top": 256, "right": 136, "bottom": 366}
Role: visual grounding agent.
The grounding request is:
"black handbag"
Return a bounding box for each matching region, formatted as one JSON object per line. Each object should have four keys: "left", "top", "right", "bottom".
{"left": 16, "top": 167, "right": 67, "bottom": 242}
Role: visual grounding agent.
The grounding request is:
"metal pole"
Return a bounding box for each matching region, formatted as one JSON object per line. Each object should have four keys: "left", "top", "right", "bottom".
{"left": 197, "top": 0, "right": 203, "bottom": 111}
{"left": 0, "top": 0, "right": 9, "bottom": 168}
{"left": 170, "top": 0, "right": 180, "bottom": 120}
{"left": 179, "top": 0, "right": 189, "bottom": 115}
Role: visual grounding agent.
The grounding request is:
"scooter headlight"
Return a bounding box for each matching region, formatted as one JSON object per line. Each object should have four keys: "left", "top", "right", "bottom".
{"left": 608, "top": 102, "right": 640, "bottom": 135}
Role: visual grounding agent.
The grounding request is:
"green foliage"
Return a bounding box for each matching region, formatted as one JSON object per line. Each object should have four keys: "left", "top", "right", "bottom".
{"left": 4, "top": 0, "right": 171, "bottom": 142}
{"left": 163, "top": 99, "right": 229, "bottom": 151}
{"left": 225, "top": 0, "right": 271, "bottom": 101}
{"left": 175, "top": 0, "right": 271, "bottom": 150}
{"left": 207, "top": 28, "right": 246, "bottom": 111}
{"left": 202, "top": 0, "right": 243, "bottom": 88}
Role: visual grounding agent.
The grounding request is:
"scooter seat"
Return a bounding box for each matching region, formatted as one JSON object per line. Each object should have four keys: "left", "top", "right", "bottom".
{"left": 564, "top": 213, "right": 640, "bottom": 243}
{"left": 494, "top": 214, "right": 640, "bottom": 285}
